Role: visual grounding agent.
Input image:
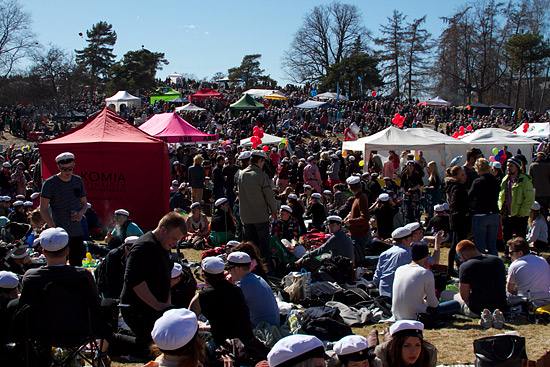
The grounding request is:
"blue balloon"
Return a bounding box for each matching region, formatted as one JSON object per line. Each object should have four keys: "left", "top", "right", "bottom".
{"left": 494, "top": 154, "right": 500, "bottom": 161}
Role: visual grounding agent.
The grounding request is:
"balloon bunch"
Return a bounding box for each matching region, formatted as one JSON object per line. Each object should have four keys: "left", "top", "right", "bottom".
{"left": 523, "top": 123, "right": 529, "bottom": 133}
{"left": 452, "top": 125, "right": 471, "bottom": 138}
{"left": 278, "top": 138, "right": 289, "bottom": 150}
{"left": 251, "top": 126, "right": 264, "bottom": 149}
{"left": 489, "top": 147, "right": 507, "bottom": 164}
{"left": 392, "top": 113, "right": 405, "bottom": 128}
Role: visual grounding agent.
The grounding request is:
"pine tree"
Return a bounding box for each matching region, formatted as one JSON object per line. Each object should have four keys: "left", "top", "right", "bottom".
{"left": 75, "top": 21, "right": 117, "bottom": 81}
{"left": 375, "top": 10, "right": 406, "bottom": 98}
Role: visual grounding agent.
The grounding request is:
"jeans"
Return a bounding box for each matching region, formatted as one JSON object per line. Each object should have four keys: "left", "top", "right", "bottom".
{"left": 472, "top": 214, "right": 499, "bottom": 255}
{"left": 426, "top": 300, "right": 462, "bottom": 320}
{"left": 243, "top": 221, "right": 271, "bottom": 268}
{"left": 424, "top": 189, "right": 441, "bottom": 220}
{"left": 352, "top": 234, "right": 372, "bottom": 250}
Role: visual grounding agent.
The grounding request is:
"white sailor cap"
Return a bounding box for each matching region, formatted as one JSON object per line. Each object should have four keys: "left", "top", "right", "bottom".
{"left": 2, "top": 162, "right": 10, "bottom": 168}
{"left": 23, "top": 201, "right": 33, "bottom": 207}
{"left": 389, "top": 320, "right": 424, "bottom": 338}
{"left": 346, "top": 176, "right": 360, "bottom": 185}
{"left": 434, "top": 204, "right": 445, "bottom": 212}
{"left": 171, "top": 263, "right": 183, "bottom": 278}
{"left": 190, "top": 202, "right": 201, "bottom": 210}
{"left": 323, "top": 190, "right": 332, "bottom": 195}
{"left": 280, "top": 205, "right": 293, "bottom": 213}
{"left": 0, "top": 216, "right": 9, "bottom": 227}
{"left": 215, "top": 198, "right": 228, "bottom": 207}
{"left": 39, "top": 227, "right": 69, "bottom": 252}
{"left": 172, "top": 180, "right": 179, "bottom": 186}
{"left": 392, "top": 227, "right": 412, "bottom": 240}
{"left": 87, "top": 203, "right": 92, "bottom": 209}
{"left": 299, "top": 158, "right": 307, "bottom": 162}
{"left": 268, "top": 335, "right": 327, "bottom": 367}
{"left": 348, "top": 156, "right": 355, "bottom": 161}
{"left": 115, "top": 209, "right": 130, "bottom": 217}
{"left": 12, "top": 200, "right": 23, "bottom": 207}
{"left": 201, "top": 256, "right": 225, "bottom": 274}
{"left": 379, "top": 193, "right": 390, "bottom": 201}
{"left": 327, "top": 215, "right": 342, "bottom": 223}
{"left": 307, "top": 156, "right": 315, "bottom": 162}
{"left": 311, "top": 193, "right": 322, "bottom": 199}
{"left": 532, "top": 202, "right": 541, "bottom": 210}
{"left": 492, "top": 162, "right": 502, "bottom": 169}
{"left": 2, "top": 196, "right": 10, "bottom": 202}
{"left": 303, "top": 184, "right": 312, "bottom": 190}
{"left": 226, "top": 240, "right": 239, "bottom": 248}
{"left": 405, "top": 222, "right": 422, "bottom": 232}
{"left": 227, "top": 251, "right": 251, "bottom": 265}
{"left": 15, "top": 195, "right": 25, "bottom": 201}
{"left": 124, "top": 236, "right": 139, "bottom": 246}
{"left": 55, "top": 152, "right": 75, "bottom": 163}
{"left": 288, "top": 194, "right": 298, "bottom": 200}
{"left": 173, "top": 161, "right": 180, "bottom": 165}
{"left": 11, "top": 247, "right": 29, "bottom": 259}
{"left": 331, "top": 154, "right": 338, "bottom": 159}
{"left": 179, "top": 183, "right": 186, "bottom": 189}
{"left": 442, "top": 203, "right": 450, "bottom": 211}
{"left": 30, "top": 192, "right": 40, "bottom": 200}
{"left": 333, "top": 335, "right": 370, "bottom": 362}
{"left": 151, "top": 308, "right": 198, "bottom": 351}
{"left": 0, "top": 271, "right": 19, "bottom": 289}
{"left": 251, "top": 150, "right": 267, "bottom": 159}
{"left": 238, "top": 151, "right": 251, "bottom": 160}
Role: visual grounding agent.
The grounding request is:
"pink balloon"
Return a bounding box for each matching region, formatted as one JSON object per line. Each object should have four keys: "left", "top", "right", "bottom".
{"left": 489, "top": 156, "right": 496, "bottom": 162}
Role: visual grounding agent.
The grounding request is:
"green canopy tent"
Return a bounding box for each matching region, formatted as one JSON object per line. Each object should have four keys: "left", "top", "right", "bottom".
{"left": 229, "top": 93, "right": 264, "bottom": 117}
{"left": 150, "top": 87, "right": 182, "bottom": 103}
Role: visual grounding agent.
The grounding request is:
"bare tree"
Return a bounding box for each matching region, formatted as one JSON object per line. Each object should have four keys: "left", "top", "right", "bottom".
{"left": 282, "top": 2, "right": 368, "bottom": 83}
{"left": 0, "top": 0, "right": 36, "bottom": 77}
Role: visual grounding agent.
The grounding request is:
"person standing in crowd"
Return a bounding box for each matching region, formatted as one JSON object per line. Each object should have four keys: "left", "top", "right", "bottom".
{"left": 468, "top": 158, "right": 500, "bottom": 255}
{"left": 528, "top": 152, "right": 550, "bottom": 217}
{"left": 498, "top": 156, "right": 535, "bottom": 244}
{"left": 237, "top": 150, "right": 278, "bottom": 269}
{"left": 401, "top": 161, "right": 423, "bottom": 223}
{"left": 345, "top": 176, "right": 371, "bottom": 248}
{"left": 445, "top": 165, "right": 469, "bottom": 276}
{"left": 188, "top": 154, "right": 206, "bottom": 203}
{"left": 212, "top": 155, "right": 225, "bottom": 200}
{"left": 277, "top": 157, "right": 290, "bottom": 193}
{"left": 326, "top": 154, "right": 341, "bottom": 191}
{"left": 40, "top": 152, "right": 88, "bottom": 267}
{"left": 222, "top": 155, "right": 238, "bottom": 208}
{"left": 424, "top": 161, "right": 441, "bottom": 221}
{"left": 120, "top": 212, "right": 187, "bottom": 357}
{"left": 303, "top": 156, "right": 322, "bottom": 193}
{"left": 526, "top": 202, "right": 548, "bottom": 250}
{"left": 463, "top": 147, "right": 482, "bottom": 189}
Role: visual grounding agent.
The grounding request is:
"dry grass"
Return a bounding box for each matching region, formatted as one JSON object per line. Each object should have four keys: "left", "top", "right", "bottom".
{"left": 111, "top": 247, "right": 550, "bottom": 366}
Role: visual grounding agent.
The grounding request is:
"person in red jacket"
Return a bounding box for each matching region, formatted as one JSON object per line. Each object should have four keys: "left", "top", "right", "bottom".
{"left": 344, "top": 176, "right": 371, "bottom": 248}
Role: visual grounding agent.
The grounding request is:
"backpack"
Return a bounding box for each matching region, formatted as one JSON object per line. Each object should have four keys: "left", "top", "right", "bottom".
{"left": 301, "top": 306, "right": 352, "bottom": 341}
{"left": 170, "top": 262, "right": 198, "bottom": 308}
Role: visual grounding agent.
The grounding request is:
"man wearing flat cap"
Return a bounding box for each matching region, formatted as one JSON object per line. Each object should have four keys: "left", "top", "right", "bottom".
{"left": 237, "top": 150, "right": 278, "bottom": 269}
{"left": 498, "top": 155, "right": 535, "bottom": 244}
{"left": 40, "top": 152, "right": 88, "bottom": 266}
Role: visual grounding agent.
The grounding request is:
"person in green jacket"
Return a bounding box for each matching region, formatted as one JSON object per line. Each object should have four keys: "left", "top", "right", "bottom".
{"left": 498, "top": 156, "right": 535, "bottom": 244}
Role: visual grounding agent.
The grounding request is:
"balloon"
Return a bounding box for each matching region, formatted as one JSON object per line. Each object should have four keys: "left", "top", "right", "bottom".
{"left": 222, "top": 141, "right": 226, "bottom": 146}
{"left": 489, "top": 156, "right": 496, "bottom": 162}
{"left": 415, "top": 155, "right": 420, "bottom": 161}
{"left": 398, "top": 122, "right": 403, "bottom": 128}
{"left": 285, "top": 141, "right": 288, "bottom": 147}
{"left": 262, "top": 145, "right": 269, "bottom": 152}
{"left": 399, "top": 116, "right": 405, "bottom": 124}
{"left": 278, "top": 142, "right": 285, "bottom": 149}
{"left": 492, "top": 148, "right": 499, "bottom": 155}
{"left": 498, "top": 149, "right": 504, "bottom": 156}
{"left": 501, "top": 153, "right": 507, "bottom": 159}
{"left": 258, "top": 139, "right": 262, "bottom": 145}
{"left": 359, "top": 160, "right": 364, "bottom": 167}
{"left": 394, "top": 113, "right": 400, "bottom": 118}
{"left": 467, "top": 106, "right": 471, "bottom": 110}
{"left": 524, "top": 123, "right": 530, "bottom": 129}
{"left": 342, "top": 150, "right": 348, "bottom": 158}
{"left": 371, "top": 91, "right": 376, "bottom": 97}
{"left": 399, "top": 105, "right": 402, "bottom": 109}
{"left": 513, "top": 131, "right": 517, "bottom": 134}
{"left": 226, "top": 140, "right": 231, "bottom": 144}
{"left": 258, "top": 132, "right": 264, "bottom": 139}
{"left": 253, "top": 126, "right": 259, "bottom": 132}
{"left": 252, "top": 142, "right": 258, "bottom": 149}
{"left": 466, "top": 125, "right": 472, "bottom": 131}
{"left": 281, "top": 138, "right": 287, "bottom": 144}
{"left": 459, "top": 126, "right": 465, "bottom": 132}
{"left": 494, "top": 154, "right": 500, "bottom": 161}
{"left": 499, "top": 156, "right": 506, "bottom": 164}
{"left": 452, "top": 132, "right": 459, "bottom": 138}
{"left": 79, "top": 32, "right": 83, "bottom": 37}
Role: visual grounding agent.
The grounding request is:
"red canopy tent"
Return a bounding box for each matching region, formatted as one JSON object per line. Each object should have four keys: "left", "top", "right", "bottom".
{"left": 38, "top": 107, "right": 170, "bottom": 229}
{"left": 190, "top": 88, "right": 221, "bottom": 101}
{"left": 139, "top": 112, "right": 218, "bottom": 143}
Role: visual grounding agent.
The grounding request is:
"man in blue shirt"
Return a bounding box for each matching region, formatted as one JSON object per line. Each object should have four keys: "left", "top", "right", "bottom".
{"left": 372, "top": 226, "right": 413, "bottom": 298}
{"left": 227, "top": 251, "right": 280, "bottom": 327}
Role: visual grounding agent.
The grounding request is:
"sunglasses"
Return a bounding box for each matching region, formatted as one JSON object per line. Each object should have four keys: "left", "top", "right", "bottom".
{"left": 60, "top": 166, "right": 74, "bottom": 172}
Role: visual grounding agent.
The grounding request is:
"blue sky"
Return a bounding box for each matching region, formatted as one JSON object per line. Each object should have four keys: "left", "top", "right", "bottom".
{"left": 22, "top": 0, "right": 465, "bottom": 85}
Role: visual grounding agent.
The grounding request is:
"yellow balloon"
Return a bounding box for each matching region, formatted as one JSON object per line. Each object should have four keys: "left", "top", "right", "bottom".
{"left": 415, "top": 155, "right": 420, "bottom": 161}
{"left": 359, "top": 160, "right": 364, "bottom": 167}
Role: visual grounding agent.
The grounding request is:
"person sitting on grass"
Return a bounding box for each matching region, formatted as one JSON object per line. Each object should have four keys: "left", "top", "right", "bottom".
{"left": 209, "top": 198, "right": 235, "bottom": 246}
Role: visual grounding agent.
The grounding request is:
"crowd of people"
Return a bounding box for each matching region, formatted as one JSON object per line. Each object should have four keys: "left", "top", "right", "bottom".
{"left": 0, "top": 86, "right": 549, "bottom": 366}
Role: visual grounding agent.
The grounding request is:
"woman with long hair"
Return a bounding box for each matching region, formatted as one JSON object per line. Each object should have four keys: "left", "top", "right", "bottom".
{"left": 373, "top": 320, "right": 437, "bottom": 367}
{"left": 527, "top": 201, "right": 548, "bottom": 250}
{"left": 445, "top": 165, "right": 469, "bottom": 275}
{"left": 424, "top": 161, "right": 441, "bottom": 222}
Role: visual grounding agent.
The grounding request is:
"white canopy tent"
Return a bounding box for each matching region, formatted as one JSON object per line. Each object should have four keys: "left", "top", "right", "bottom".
{"left": 406, "top": 128, "right": 470, "bottom": 167}
{"left": 240, "top": 133, "right": 283, "bottom": 147}
{"left": 424, "top": 96, "right": 451, "bottom": 107}
{"left": 513, "top": 122, "right": 550, "bottom": 139}
{"left": 168, "top": 72, "right": 184, "bottom": 84}
{"left": 105, "top": 91, "right": 142, "bottom": 112}
{"left": 242, "top": 89, "right": 280, "bottom": 98}
{"left": 175, "top": 103, "right": 206, "bottom": 112}
{"left": 316, "top": 92, "right": 348, "bottom": 101}
{"left": 461, "top": 128, "right": 538, "bottom": 166}
{"left": 343, "top": 127, "right": 446, "bottom": 173}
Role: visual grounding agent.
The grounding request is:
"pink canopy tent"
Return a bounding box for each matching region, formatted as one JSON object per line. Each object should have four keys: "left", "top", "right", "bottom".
{"left": 139, "top": 112, "right": 217, "bottom": 143}
{"left": 190, "top": 88, "right": 221, "bottom": 101}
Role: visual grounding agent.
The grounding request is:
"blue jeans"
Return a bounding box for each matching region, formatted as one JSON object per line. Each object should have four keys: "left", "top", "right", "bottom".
{"left": 427, "top": 300, "right": 461, "bottom": 320}
{"left": 472, "top": 214, "right": 499, "bottom": 255}
{"left": 352, "top": 234, "right": 372, "bottom": 249}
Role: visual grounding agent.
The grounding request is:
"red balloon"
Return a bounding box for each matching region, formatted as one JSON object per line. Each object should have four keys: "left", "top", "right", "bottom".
{"left": 392, "top": 118, "right": 399, "bottom": 125}
{"left": 258, "top": 139, "right": 263, "bottom": 145}
{"left": 524, "top": 123, "right": 530, "bottom": 129}
{"left": 499, "top": 156, "right": 506, "bottom": 164}
{"left": 453, "top": 132, "right": 459, "bottom": 138}
{"left": 252, "top": 142, "right": 258, "bottom": 149}
{"left": 397, "top": 122, "right": 403, "bottom": 128}
{"left": 371, "top": 91, "right": 376, "bottom": 97}
{"left": 459, "top": 130, "right": 465, "bottom": 136}
{"left": 399, "top": 116, "right": 405, "bottom": 124}
{"left": 394, "top": 113, "right": 400, "bottom": 118}
{"left": 253, "top": 126, "right": 260, "bottom": 132}
{"left": 399, "top": 105, "right": 402, "bottom": 109}
{"left": 466, "top": 125, "right": 472, "bottom": 131}
{"left": 459, "top": 126, "right": 465, "bottom": 132}
{"left": 513, "top": 131, "right": 517, "bottom": 134}
{"left": 501, "top": 153, "right": 507, "bottom": 159}
{"left": 262, "top": 145, "right": 269, "bottom": 152}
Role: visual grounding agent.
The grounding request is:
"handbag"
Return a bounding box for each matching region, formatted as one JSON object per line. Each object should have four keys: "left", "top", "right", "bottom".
{"left": 474, "top": 334, "right": 527, "bottom": 367}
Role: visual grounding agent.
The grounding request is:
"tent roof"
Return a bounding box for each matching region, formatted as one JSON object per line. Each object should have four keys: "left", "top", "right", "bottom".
{"left": 405, "top": 128, "right": 469, "bottom": 145}
{"left": 343, "top": 126, "right": 445, "bottom": 152}
{"left": 242, "top": 89, "right": 279, "bottom": 98}
{"left": 240, "top": 133, "right": 283, "bottom": 146}
{"left": 424, "top": 96, "right": 450, "bottom": 106}
{"left": 105, "top": 91, "right": 141, "bottom": 102}
{"left": 491, "top": 103, "right": 513, "bottom": 109}
{"left": 152, "top": 87, "right": 181, "bottom": 96}
{"left": 139, "top": 113, "right": 217, "bottom": 143}
{"left": 295, "top": 100, "right": 333, "bottom": 109}
{"left": 461, "top": 128, "right": 539, "bottom": 145}
{"left": 168, "top": 72, "right": 183, "bottom": 77}
{"left": 40, "top": 107, "right": 160, "bottom": 144}
{"left": 316, "top": 92, "right": 348, "bottom": 101}
{"left": 192, "top": 88, "right": 221, "bottom": 98}
{"left": 513, "top": 122, "right": 550, "bottom": 138}
{"left": 469, "top": 102, "right": 489, "bottom": 108}
{"left": 169, "top": 97, "right": 187, "bottom": 103}
{"left": 230, "top": 94, "right": 264, "bottom": 109}
{"left": 54, "top": 110, "right": 87, "bottom": 120}
{"left": 176, "top": 103, "right": 206, "bottom": 112}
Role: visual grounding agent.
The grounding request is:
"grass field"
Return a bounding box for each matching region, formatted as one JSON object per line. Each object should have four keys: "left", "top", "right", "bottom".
{"left": 111, "top": 247, "right": 550, "bottom": 366}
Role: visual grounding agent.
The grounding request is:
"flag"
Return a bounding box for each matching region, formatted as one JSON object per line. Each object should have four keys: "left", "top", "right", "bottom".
{"left": 336, "top": 82, "right": 340, "bottom": 102}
